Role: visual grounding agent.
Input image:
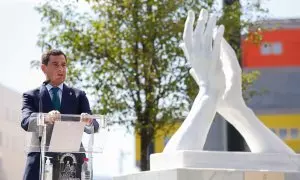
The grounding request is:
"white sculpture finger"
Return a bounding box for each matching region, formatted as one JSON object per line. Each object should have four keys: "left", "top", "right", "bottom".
{"left": 193, "top": 9, "right": 208, "bottom": 41}
{"left": 179, "top": 43, "right": 190, "bottom": 62}
{"left": 212, "top": 26, "right": 224, "bottom": 60}
{"left": 204, "top": 15, "right": 217, "bottom": 52}
{"left": 209, "top": 25, "right": 224, "bottom": 76}
{"left": 183, "top": 10, "right": 195, "bottom": 55}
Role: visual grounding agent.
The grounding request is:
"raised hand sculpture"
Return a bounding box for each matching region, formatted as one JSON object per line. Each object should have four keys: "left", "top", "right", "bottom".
{"left": 163, "top": 9, "right": 225, "bottom": 152}
{"left": 164, "top": 9, "right": 295, "bottom": 155}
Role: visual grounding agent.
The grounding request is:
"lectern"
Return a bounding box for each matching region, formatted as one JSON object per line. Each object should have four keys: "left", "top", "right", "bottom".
{"left": 25, "top": 113, "right": 108, "bottom": 180}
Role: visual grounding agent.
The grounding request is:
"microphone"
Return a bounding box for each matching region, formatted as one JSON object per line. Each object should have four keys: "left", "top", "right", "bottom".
{"left": 39, "top": 79, "right": 50, "bottom": 112}
{"left": 43, "top": 80, "right": 51, "bottom": 86}
{"left": 38, "top": 80, "right": 50, "bottom": 139}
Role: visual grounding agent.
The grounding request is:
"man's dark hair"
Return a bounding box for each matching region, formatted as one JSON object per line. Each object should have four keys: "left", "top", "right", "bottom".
{"left": 41, "top": 49, "right": 67, "bottom": 65}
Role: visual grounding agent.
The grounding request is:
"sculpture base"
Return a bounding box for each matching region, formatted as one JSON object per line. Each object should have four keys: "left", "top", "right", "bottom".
{"left": 150, "top": 151, "right": 300, "bottom": 172}
{"left": 113, "top": 168, "right": 299, "bottom": 180}
{"left": 113, "top": 151, "right": 300, "bottom": 180}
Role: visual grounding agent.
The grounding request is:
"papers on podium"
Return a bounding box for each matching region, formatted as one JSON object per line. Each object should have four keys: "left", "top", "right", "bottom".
{"left": 48, "top": 121, "right": 85, "bottom": 152}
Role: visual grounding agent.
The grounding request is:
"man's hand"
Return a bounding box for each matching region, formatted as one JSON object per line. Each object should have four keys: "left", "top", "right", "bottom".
{"left": 45, "top": 110, "right": 61, "bottom": 124}
{"left": 80, "top": 113, "right": 92, "bottom": 126}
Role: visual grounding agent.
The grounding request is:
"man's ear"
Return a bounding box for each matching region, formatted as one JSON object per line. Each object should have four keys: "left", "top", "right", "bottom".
{"left": 41, "top": 64, "right": 47, "bottom": 74}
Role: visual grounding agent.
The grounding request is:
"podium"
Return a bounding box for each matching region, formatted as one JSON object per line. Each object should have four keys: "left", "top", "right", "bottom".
{"left": 25, "top": 113, "right": 108, "bottom": 180}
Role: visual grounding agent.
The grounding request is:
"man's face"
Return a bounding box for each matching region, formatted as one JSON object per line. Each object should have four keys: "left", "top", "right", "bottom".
{"left": 41, "top": 55, "right": 67, "bottom": 86}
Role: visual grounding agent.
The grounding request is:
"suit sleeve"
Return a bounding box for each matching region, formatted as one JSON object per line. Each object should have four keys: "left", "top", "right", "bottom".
{"left": 79, "top": 90, "right": 100, "bottom": 133}
{"left": 21, "top": 92, "right": 38, "bottom": 131}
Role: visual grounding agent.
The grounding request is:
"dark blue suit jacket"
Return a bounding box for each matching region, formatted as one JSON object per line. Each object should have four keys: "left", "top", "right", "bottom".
{"left": 21, "top": 83, "right": 99, "bottom": 180}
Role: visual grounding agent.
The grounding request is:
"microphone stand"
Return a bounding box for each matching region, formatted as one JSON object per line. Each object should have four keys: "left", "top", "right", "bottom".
{"left": 39, "top": 80, "right": 50, "bottom": 180}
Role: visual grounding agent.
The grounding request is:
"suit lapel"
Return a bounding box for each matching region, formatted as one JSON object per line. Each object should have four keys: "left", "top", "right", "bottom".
{"left": 60, "top": 84, "right": 72, "bottom": 114}
{"left": 40, "top": 85, "right": 54, "bottom": 112}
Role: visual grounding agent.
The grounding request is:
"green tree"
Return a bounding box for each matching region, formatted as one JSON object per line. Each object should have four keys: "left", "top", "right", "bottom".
{"left": 35, "top": 0, "right": 267, "bottom": 171}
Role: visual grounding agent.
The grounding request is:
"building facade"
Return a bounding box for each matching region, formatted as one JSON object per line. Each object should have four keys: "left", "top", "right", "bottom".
{"left": 243, "top": 18, "right": 300, "bottom": 152}
{"left": 0, "top": 83, "right": 26, "bottom": 180}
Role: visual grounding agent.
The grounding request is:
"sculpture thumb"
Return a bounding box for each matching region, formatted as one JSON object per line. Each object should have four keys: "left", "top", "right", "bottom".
{"left": 179, "top": 42, "right": 190, "bottom": 61}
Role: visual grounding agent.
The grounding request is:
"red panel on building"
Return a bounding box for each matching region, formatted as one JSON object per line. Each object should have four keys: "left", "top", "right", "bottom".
{"left": 242, "top": 29, "right": 300, "bottom": 67}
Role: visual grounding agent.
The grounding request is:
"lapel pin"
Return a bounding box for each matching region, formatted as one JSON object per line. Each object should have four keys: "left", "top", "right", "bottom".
{"left": 70, "top": 92, "right": 72, "bottom": 96}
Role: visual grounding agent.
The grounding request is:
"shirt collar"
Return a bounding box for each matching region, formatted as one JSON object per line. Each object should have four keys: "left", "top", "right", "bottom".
{"left": 46, "top": 83, "right": 64, "bottom": 92}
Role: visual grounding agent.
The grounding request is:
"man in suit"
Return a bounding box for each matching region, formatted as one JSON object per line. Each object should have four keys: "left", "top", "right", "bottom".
{"left": 21, "top": 49, "right": 99, "bottom": 180}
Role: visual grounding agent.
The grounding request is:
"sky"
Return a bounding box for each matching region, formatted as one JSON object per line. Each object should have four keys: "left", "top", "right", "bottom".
{"left": 0, "top": 0, "right": 300, "bottom": 93}
{"left": 0, "top": 0, "right": 300, "bottom": 177}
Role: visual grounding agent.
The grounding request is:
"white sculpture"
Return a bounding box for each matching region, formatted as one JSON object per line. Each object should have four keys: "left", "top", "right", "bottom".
{"left": 163, "top": 9, "right": 295, "bottom": 155}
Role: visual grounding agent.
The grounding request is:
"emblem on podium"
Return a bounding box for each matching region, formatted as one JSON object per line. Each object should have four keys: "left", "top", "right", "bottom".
{"left": 58, "top": 153, "right": 80, "bottom": 180}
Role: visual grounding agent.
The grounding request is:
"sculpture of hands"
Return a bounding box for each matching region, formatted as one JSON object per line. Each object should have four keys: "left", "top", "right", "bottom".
{"left": 220, "top": 39, "right": 294, "bottom": 154}
{"left": 164, "top": 8, "right": 295, "bottom": 154}
{"left": 163, "top": 9, "right": 224, "bottom": 152}
{"left": 190, "top": 39, "right": 294, "bottom": 154}
{"left": 180, "top": 10, "right": 225, "bottom": 94}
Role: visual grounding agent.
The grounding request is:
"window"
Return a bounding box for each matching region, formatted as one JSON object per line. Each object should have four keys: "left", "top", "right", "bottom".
{"left": 260, "top": 42, "right": 283, "bottom": 56}
{"left": 279, "top": 129, "right": 287, "bottom": 139}
{"left": 272, "top": 42, "right": 283, "bottom": 55}
{"left": 291, "top": 128, "right": 299, "bottom": 139}
{"left": 260, "top": 43, "right": 272, "bottom": 55}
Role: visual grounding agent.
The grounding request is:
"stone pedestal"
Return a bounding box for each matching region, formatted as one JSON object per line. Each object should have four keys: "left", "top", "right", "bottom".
{"left": 113, "top": 151, "right": 300, "bottom": 180}
{"left": 150, "top": 151, "right": 300, "bottom": 172}
{"left": 113, "top": 168, "right": 299, "bottom": 180}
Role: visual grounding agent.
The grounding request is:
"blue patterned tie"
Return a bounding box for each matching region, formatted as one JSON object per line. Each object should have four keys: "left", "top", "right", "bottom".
{"left": 51, "top": 87, "right": 61, "bottom": 110}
